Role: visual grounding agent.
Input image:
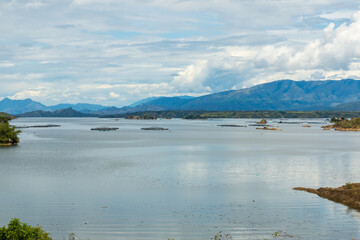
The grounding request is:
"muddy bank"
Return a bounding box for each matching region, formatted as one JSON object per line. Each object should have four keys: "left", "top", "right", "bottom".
{"left": 294, "top": 183, "right": 360, "bottom": 210}
{"left": 322, "top": 125, "right": 360, "bottom": 131}
{"left": 0, "top": 143, "right": 17, "bottom": 147}
{"left": 334, "top": 127, "right": 360, "bottom": 131}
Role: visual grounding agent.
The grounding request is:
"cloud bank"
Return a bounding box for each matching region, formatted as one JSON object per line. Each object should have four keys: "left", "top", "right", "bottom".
{"left": 0, "top": 0, "right": 360, "bottom": 106}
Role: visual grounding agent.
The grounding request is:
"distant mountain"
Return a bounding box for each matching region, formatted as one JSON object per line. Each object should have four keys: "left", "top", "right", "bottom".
{"left": 92, "top": 96, "right": 196, "bottom": 115}
{"left": 0, "top": 98, "right": 49, "bottom": 114}
{"left": 0, "top": 98, "right": 110, "bottom": 114}
{"left": 129, "top": 79, "right": 360, "bottom": 111}
{"left": 48, "top": 103, "right": 107, "bottom": 113}
{"left": 16, "top": 108, "right": 93, "bottom": 117}
{"left": 3, "top": 79, "right": 360, "bottom": 116}
{"left": 128, "top": 96, "right": 195, "bottom": 108}
{"left": 128, "top": 97, "right": 160, "bottom": 107}
{"left": 93, "top": 106, "right": 126, "bottom": 115}
{"left": 332, "top": 101, "right": 360, "bottom": 111}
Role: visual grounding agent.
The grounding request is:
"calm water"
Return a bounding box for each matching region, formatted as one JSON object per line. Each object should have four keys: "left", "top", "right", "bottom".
{"left": 1, "top": 118, "right": 360, "bottom": 240}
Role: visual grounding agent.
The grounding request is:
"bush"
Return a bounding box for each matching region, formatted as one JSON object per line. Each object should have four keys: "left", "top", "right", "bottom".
{"left": 0, "top": 218, "right": 51, "bottom": 240}
{"left": 0, "top": 121, "right": 20, "bottom": 144}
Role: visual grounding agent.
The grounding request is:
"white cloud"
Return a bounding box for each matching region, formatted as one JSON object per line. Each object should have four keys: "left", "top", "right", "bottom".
{"left": 0, "top": 73, "right": 45, "bottom": 81}
{"left": 1, "top": 0, "right": 360, "bottom": 106}
{"left": 172, "top": 60, "right": 211, "bottom": 92}
{"left": 0, "top": 62, "right": 14, "bottom": 68}
{"left": 24, "top": 1, "right": 45, "bottom": 8}
{"left": 170, "top": 8, "right": 360, "bottom": 92}
{"left": 109, "top": 92, "right": 120, "bottom": 98}
{"left": 11, "top": 87, "right": 46, "bottom": 100}
{"left": 320, "top": 10, "right": 354, "bottom": 20}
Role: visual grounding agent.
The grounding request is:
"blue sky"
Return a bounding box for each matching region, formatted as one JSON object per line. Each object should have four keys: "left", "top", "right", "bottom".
{"left": 1, "top": 0, "right": 360, "bottom": 106}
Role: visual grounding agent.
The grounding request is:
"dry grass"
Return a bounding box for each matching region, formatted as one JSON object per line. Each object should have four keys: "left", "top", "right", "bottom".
{"left": 294, "top": 183, "right": 360, "bottom": 210}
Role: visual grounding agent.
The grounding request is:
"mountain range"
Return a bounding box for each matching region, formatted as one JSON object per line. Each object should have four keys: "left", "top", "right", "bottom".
{"left": 0, "top": 98, "right": 109, "bottom": 114}
{"left": 16, "top": 108, "right": 93, "bottom": 117}
{"left": 133, "top": 79, "right": 360, "bottom": 111}
{"left": 2, "top": 79, "right": 360, "bottom": 116}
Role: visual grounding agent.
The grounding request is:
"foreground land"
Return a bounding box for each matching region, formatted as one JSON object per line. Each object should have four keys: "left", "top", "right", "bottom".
{"left": 0, "top": 112, "right": 20, "bottom": 145}
{"left": 0, "top": 218, "right": 52, "bottom": 240}
{"left": 102, "top": 110, "right": 360, "bottom": 119}
{"left": 294, "top": 183, "right": 360, "bottom": 211}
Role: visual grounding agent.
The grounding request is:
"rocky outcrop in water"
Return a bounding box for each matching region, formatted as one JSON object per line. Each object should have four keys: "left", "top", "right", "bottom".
{"left": 256, "top": 119, "right": 267, "bottom": 124}
{"left": 256, "top": 126, "right": 281, "bottom": 131}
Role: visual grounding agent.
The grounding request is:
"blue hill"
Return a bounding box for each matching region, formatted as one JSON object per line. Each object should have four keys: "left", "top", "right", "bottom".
{"left": 131, "top": 79, "right": 360, "bottom": 111}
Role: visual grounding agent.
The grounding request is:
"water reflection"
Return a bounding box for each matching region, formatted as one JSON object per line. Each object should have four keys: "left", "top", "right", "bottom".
{"left": 0, "top": 118, "right": 360, "bottom": 239}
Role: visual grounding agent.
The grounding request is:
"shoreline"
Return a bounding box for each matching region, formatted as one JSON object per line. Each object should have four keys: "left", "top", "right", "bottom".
{"left": 294, "top": 183, "right": 360, "bottom": 211}
{"left": 0, "top": 143, "right": 17, "bottom": 146}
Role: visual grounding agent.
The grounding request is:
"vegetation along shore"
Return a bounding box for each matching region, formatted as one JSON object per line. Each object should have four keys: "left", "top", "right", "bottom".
{"left": 294, "top": 183, "right": 360, "bottom": 211}
{"left": 322, "top": 117, "right": 360, "bottom": 131}
{"left": 102, "top": 110, "right": 360, "bottom": 120}
{"left": 0, "top": 112, "right": 20, "bottom": 146}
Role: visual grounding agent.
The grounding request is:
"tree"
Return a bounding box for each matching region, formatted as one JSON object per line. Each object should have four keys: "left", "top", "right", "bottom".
{"left": 0, "top": 121, "right": 21, "bottom": 144}
{"left": 0, "top": 218, "right": 52, "bottom": 240}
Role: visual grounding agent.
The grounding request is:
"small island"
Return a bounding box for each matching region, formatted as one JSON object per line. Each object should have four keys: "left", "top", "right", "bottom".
{"left": 126, "top": 114, "right": 157, "bottom": 120}
{"left": 0, "top": 112, "right": 21, "bottom": 146}
{"left": 322, "top": 117, "right": 360, "bottom": 131}
{"left": 256, "top": 119, "right": 267, "bottom": 124}
{"left": 249, "top": 119, "right": 270, "bottom": 126}
{"left": 256, "top": 126, "right": 282, "bottom": 131}
{"left": 294, "top": 183, "right": 360, "bottom": 211}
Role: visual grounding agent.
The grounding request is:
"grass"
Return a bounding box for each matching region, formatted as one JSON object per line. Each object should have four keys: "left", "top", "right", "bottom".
{"left": 294, "top": 183, "right": 360, "bottom": 210}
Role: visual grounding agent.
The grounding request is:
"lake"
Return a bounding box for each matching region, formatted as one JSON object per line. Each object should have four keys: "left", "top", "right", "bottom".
{"left": 1, "top": 118, "right": 360, "bottom": 240}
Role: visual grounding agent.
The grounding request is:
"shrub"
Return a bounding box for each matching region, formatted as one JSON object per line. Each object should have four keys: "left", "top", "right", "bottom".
{"left": 0, "top": 218, "right": 52, "bottom": 240}
{"left": 0, "top": 121, "right": 20, "bottom": 144}
{"left": 345, "top": 182, "right": 354, "bottom": 189}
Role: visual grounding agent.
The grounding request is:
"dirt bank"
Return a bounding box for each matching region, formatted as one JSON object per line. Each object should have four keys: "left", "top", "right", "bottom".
{"left": 294, "top": 183, "right": 360, "bottom": 210}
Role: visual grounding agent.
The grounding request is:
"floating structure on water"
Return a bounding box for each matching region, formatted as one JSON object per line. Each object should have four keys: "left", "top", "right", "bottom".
{"left": 91, "top": 127, "right": 119, "bottom": 131}
{"left": 141, "top": 127, "right": 169, "bottom": 131}
{"left": 217, "top": 124, "right": 246, "bottom": 127}
{"left": 249, "top": 124, "right": 271, "bottom": 127}
{"left": 278, "top": 121, "right": 303, "bottom": 124}
{"left": 16, "top": 124, "right": 61, "bottom": 128}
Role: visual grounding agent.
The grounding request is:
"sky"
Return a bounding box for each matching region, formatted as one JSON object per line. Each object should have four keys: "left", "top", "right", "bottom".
{"left": 1, "top": 0, "right": 360, "bottom": 107}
